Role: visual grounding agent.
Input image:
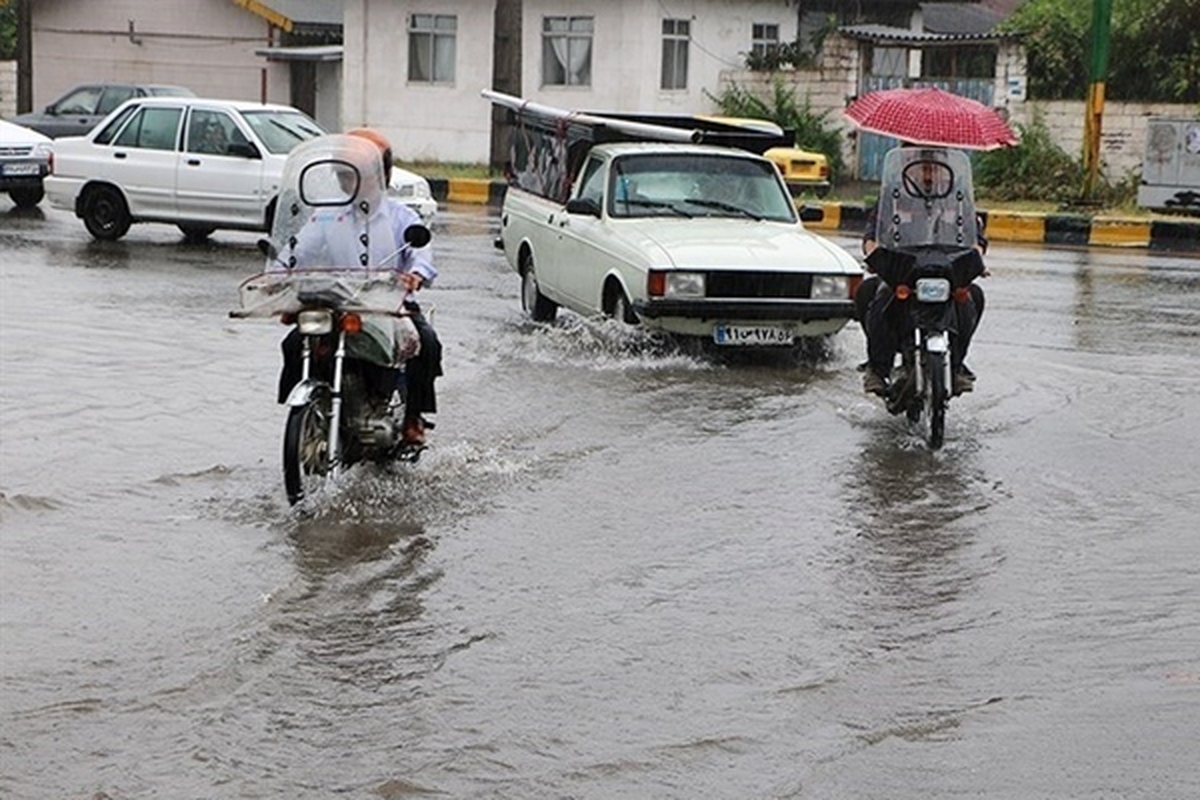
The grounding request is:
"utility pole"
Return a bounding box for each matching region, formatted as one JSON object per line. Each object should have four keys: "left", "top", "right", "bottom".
{"left": 16, "top": 0, "right": 32, "bottom": 113}
{"left": 490, "top": 0, "right": 522, "bottom": 173}
{"left": 1081, "top": 0, "right": 1113, "bottom": 201}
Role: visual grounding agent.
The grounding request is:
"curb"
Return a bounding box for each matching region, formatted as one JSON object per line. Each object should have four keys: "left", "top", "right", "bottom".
{"left": 430, "top": 179, "right": 1200, "bottom": 253}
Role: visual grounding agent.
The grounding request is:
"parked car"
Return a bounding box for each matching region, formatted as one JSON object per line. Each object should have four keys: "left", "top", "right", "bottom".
{"left": 11, "top": 83, "right": 195, "bottom": 139}
{"left": 44, "top": 96, "right": 327, "bottom": 241}
{"left": 698, "top": 116, "right": 831, "bottom": 197}
{"left": 0, "top": 119, "right": 53, "bottom": 208}
{"left": 388, "top": 165, "right": 438, "bottom": 221}
{"left": 764, "top": 145, "right": 832, "bottom": 198}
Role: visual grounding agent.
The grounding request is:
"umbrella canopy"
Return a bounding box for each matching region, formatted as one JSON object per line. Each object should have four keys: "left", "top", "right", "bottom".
{"left": 845, "top": 86, "right": 1019, "bottom": 151}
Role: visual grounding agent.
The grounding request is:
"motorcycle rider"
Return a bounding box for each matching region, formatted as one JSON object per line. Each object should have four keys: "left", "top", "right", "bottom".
{"left": 277, "top": 128, "right": 442, "bottom": 447}
{"left": 857, "top": 148, "right": 988, "bottom": 397}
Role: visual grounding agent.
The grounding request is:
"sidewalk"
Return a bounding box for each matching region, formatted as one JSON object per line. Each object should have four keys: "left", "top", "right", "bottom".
{"left": 430, "top": 178, "right": 1200, "bottom": 253}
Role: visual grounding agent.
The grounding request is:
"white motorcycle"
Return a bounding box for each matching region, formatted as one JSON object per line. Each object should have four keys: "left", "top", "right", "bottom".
{"left": 231, "top": 134, "right": 431, "bottom": 504}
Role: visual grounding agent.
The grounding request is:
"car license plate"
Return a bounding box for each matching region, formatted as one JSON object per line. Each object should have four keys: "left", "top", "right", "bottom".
{"left": 1, "top": 163, "right": 41, "bottom": 176}
{"left": 713, "top": 324, "right": 793, "bottom": 346}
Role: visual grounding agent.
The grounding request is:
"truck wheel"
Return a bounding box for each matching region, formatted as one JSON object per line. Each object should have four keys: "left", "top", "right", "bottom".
{"left": 521, "top": 254, "right": 558, "bottom": 322}
{"left": 82, "top": 185, "right": 131, "bottom": 241}
{"left": 9, "top": 187, "right": 44, "bottom": 208}
{"left": 609, "top": 286, "right": 637, "bottom": 325}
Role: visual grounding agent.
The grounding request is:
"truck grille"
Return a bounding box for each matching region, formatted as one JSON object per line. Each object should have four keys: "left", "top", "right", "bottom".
{"left": 0, "top": 145, "right": 36, "bottom": 157}
{"left": 705, "top": 271, "right": 813, "bottom": 299}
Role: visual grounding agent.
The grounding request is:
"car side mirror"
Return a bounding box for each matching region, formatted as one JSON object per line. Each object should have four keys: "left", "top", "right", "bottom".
{"left": 228, "top": 141, "right": 261, "bottom": 159}
{"left": 45, "top": 104, "right": 58, "bottom": 115}
{"left": 565, "top": 197, "right": 601, "bottom": 217}
{"left": 799, "top": 204, "right": 824, "bottom": 223}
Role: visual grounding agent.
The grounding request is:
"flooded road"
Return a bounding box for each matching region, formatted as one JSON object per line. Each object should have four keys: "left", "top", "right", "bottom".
{"left": 3, "top": 201, "right": 1199, "bottom": 799}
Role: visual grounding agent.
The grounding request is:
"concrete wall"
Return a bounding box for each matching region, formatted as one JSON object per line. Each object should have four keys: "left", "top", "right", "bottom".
{"left": 0, "top": 60, "right": 15, "bottom": 119}
{"left": 347, "top": 0, "right": 797, "bottom": 163}
{"left": 27, "top": 0, "right": 289, "bottom": 110}
{"left": 720, "top": 33, "right": 1196, "bottom": 185}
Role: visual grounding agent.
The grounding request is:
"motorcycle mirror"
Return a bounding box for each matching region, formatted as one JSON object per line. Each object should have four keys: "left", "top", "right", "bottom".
{"left": 404, "top": 224, "right": 431, "bottom": 249}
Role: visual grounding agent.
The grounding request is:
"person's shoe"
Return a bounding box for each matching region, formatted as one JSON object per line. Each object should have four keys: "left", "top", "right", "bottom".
{"left": 401, "top": 416, "right": 426, "bottom": 447}
{"left": 863, "top": 369, "right": 887, "bottom": 396}
{"left": 952, "top": 370, "right": 976, "bottom": 396}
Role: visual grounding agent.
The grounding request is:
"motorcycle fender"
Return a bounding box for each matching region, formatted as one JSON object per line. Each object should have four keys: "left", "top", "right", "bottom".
{"left": 925, "top": 332, "right": 949, "bottom": 353}
{"left": 285, "top": 378, "right": 330, "bottom": 408}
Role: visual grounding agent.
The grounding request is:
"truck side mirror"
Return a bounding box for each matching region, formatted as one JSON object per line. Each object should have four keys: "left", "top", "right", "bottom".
{"left": 228, "top": 141, "right": 261, "bottom": 159}
{"left": 565, "top": 197, "right": 601, "bottom": 218}
{"left": 799, "top": 204, "right": 824, "bottom": 223}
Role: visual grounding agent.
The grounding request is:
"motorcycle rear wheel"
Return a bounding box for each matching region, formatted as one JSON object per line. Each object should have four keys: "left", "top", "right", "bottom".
{"left": 283, "top": 399, "right": 333, "bottom": 505}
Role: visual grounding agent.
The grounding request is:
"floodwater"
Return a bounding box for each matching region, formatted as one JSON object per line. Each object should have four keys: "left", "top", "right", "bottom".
{"left": 2, "top": 201, "right": 1199, "bottom": 799}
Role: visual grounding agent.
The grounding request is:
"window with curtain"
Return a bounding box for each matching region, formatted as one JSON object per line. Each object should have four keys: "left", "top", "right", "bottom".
{"left": 542, "top": 16, "right": 593, "bottom": 87}
{"left": 409, "top": 13, "right": 457, "bottom": 83}
{"left": 751, "top": 22, "right": 779, "bottom": 61}
{"left": 661, "top": 19, "right": 689, "bottom": 90}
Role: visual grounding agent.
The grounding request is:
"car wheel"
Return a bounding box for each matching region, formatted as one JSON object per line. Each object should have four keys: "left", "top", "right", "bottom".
{"left": 521, "top": 252, "right": 558, "bottom": 323}
{"left": 82, "top": 185, "right": 131, "bottom": 241}
{"left": 9, "top": 187, "right": 44, "bottom": 209}
{"left": 179, "top": 225, "right": 216, "bottom": 242}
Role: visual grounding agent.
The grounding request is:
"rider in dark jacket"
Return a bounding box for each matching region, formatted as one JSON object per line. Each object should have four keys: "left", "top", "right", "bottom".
{"left": 857, "top": 202, "right": 988, "bottom": 397}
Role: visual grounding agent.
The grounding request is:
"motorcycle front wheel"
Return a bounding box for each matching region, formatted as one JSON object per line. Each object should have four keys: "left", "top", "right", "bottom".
{"left": 923, "top": 349, "right": 948, "bottom": 449}
{"left": 283, "top": 399, "right": 333, "bottom": 505}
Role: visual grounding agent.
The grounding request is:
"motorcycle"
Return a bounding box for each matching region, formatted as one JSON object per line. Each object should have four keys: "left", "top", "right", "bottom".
{"left": 231, "top": 134, "right": 433, "bottom": 504}
{"left": 864, "top": 146, "right": 986, "bottom": 449}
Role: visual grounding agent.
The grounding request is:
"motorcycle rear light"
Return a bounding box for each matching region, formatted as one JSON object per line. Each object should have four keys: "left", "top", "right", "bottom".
{"left": 297, "top": 309, "right": 333, "bottom": 335}
{"left": 341, "top": 313, "right": 363, "bottom": 334}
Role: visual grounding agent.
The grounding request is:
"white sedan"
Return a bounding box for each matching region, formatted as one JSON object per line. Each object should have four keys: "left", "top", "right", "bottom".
{"left": 388, "top": 166, "right": 438, "bottom": 221}
{"left": 0, "top": 119, "right": 53, "bottom": 208}
{"left": 44, "top": 96, "right": 325, "bottom": 241}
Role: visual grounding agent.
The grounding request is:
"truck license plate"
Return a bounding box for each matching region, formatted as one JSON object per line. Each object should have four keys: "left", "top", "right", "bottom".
{"left": 713, "top": 324, "right": 793, "bottom": 346}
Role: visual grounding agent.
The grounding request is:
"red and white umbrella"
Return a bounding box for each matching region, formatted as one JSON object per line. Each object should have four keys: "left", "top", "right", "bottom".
{"left": 845, "top": 86, "right": 1018, "bottom": 151}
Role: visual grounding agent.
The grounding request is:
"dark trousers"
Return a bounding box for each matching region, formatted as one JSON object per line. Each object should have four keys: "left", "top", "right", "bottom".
{"left": 857, "top": 276, "right": 984, "bottom": 378}
{"left": 278, "top": 309, "right": 442, "bottom": 420}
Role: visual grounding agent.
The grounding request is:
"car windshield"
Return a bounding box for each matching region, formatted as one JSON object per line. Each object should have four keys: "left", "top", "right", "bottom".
{"left": 240, "top": 110, "right": 325, "bottom": 155}
{"left": 608, "top": 152, "right": 797, "bottom": 222}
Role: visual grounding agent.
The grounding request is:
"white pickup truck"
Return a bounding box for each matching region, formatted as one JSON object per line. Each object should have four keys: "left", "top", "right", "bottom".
{"left": 498, "top": 138, "right": 863, "bottom": 347}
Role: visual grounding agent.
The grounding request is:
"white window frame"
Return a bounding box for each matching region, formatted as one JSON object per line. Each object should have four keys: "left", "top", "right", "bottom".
{"left": 751, "top": 22, "right": 780, "bottom": 61}
{"left": 661, "top": 19, "right": 690, "bottom": 91}
{"left": 408, "top": 13, "right": 457, "bottom": 84}
{"left": 542, "top": 16, "right": 593, "bottom": 87}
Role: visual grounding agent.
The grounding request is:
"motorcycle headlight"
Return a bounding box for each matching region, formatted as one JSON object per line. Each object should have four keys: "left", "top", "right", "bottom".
{"left": 811, "top": 274, "right": 849, "bottom": 300}
{"left": 915, "top": 277, "right": 951, "bottom": 303}
{"left": 297, "top": 309, "right": 334, "bottom": 335}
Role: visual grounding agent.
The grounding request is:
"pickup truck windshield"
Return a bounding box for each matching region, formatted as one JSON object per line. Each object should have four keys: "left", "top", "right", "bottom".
{"left": 609, "top": 152, "right": 797, "bottom": 222}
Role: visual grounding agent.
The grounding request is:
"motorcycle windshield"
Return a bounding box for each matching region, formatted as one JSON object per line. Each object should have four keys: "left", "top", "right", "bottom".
{"left": 875, "top": 146, "right": 978, "bottom": 251}
{"left": 266, "top": 134, "right": 397, "bottom": 272}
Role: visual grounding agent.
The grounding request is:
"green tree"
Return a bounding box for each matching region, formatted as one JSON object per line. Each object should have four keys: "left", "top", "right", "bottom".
{"left": 1, "top": 1, "right": 17, "bottom": 61}
{"left": 1000, "top": 0, "right": 1200, "bottom": 103}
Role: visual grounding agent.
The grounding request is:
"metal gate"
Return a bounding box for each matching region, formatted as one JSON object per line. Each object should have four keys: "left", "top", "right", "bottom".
{"left": 857, "top": 77, "right": 995, "bottom": 182}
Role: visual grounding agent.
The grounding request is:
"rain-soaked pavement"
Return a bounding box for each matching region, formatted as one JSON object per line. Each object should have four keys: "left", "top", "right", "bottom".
{"left": 2, "top": 199, "right": 1199, "bottom": 799}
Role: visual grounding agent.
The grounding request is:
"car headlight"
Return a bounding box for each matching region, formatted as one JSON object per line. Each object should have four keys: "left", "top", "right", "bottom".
{"left": 414, "top": 181, "right": 432, "bottom": 199}
{"left": 810, "top": 274, "right": 848, "bottom": 300}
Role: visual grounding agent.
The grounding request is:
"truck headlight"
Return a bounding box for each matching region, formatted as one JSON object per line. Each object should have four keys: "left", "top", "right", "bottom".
{"left": 648, "top": 270, "right": 705, "bottom": 299}
{"left": 810, "top": 274, "right": 848, "bottom": 300}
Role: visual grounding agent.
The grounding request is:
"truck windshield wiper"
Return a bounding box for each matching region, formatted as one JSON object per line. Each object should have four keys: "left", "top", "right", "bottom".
{"left": 683, "top": 199, "right": 763, "bottom": 220}
{"left": 618, "top": 198, "right": 692, "bottom": 217}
